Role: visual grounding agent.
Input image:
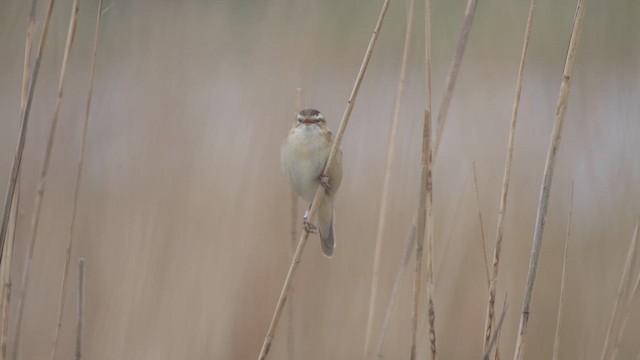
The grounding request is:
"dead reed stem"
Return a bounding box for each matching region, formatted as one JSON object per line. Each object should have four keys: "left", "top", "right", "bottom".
{"left": 11, "top": 1, "right": 82, "bottom": 359}
{"left": 75, "top": 258, "right": 85, "bottom": 360}
{"left": 600, "top": 217, "right": 639, "bottom": 360}
{"left": 611, "top": 269, "right": 640, "bottom": 360}
{"left": 483, "top": 296, "right": 508, "bottom": 360}
{"left": 377, "top": 182, "right": 467, "bottom": 358}
{"left": 0, "top": 1, "right": 38, "bottom": 358}
{"left": 482, "top": 0, "right": 536, "bottom": 354}
{"left": 287, "top": 87, "right": 302, "bottom": 360}
{"left": 375, "top": 221, "right": 416, "bottom": 359}
{"left": 364, "top": 0, "right": 415, "bottom": 355}
{"left": 0, "top": 0, "right": 55, "bottom": 264}
{"left": 50, "top": 1, "right": 102, "bottom": 359}
{"left": 432, "top": 0, "right": 478, "bottom": 158}
{"left": 0, "top": 192, "right": 18, "bottom": 360}
{"left": 410, "top": 0, "right": 434, "bottom": 357}
{"left": 512, "top": 1, "right": 587, "bottom": 358}
{"left": 472, "top": 162, "right": 490, "bottom": 285}
{"left": 552, "top": 182, "right": 574, "bottom": 360}
{"left": 257, "top": 1, "right": 392, "bottom": 358}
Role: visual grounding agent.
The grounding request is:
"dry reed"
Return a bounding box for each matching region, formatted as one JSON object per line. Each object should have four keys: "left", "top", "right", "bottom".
{"left": 600, "top": 217, "right": 639, "bottom": 360}
{"left": 75, "top": 258, "right": 85, "bottom": 360}
{"left": 256, "top": 1, "right": 393, "bottom": 357}
{"left": 432, "top": 0, "right": 478, "bottom": 158}
{"left": 0, "top": 0, "right": 56, "bottom": 264}
{"left": 410, "top": 0, "right": 434, "bottom": 357}
{"left": 512, "top": 1, "right": 587, "bottom": 358}
{"left": 50, "top": 1, "right": 102, "bottom": 358}
{"left": 611, "top": 268, "right": 640, "bottom": 360}
{"left": 551, "top": 182, "right": 574, "bottom": 360}
{"left": 287, "top": 87, "right": 303, "bottom": 360}
{"left": 0, "top": 1, "right": 38, "bottom": 358}
{"left": 482, "top": 0, "right": 536, "bottom": 354}
{"left": 363, "top": 0, "right": 416, "bottom": 355}
{"left": 483, "top": 297, "right": 508, "bottom": 360}
{"left": 472, "top": 162, "right": 490, "bottom": 285}
{"left": 11, "top": 1, "right": 82, "bottom": 358}
{"left": 375, "top": 221, "right": 416, "bottom": 359}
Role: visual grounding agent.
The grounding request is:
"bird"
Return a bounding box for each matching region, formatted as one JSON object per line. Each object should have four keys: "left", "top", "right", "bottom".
{"left": 281, "top": 109, "right": 343, "bottom": 257}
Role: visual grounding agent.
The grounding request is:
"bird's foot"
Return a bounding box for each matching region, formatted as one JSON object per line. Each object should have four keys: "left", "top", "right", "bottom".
{"left": 303, "top": 209, "right": 318, "bottom": 234}
{"left": 319, "top": 175, "right": 331, "bottom": 192}
{"left": 303, "top": 220, "right": 318, "bottom": 234}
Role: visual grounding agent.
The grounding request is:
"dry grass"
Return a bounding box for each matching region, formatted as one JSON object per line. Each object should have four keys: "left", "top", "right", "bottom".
{"left": 75, "top": 258, "right": 85, "bottom": 360}
{"left": 600, "top": 217, "right": 639, "bottom": 359}
{"left": 552, "top": 182, "right": 574, "bottom": 360}
{"left": 482, "top": 0, "right": 537, "bottom": 354}
{"left": 11, "top": 0, "right": 82, "bottom": 358}
{"left": 50, "top": 1, "right": 103, "bottom": 358}
{"left": 513, "top": 0, "right": 587, "bottom": 358}
{"left": 363, "top": 0, "right": 415, "bottom": 355}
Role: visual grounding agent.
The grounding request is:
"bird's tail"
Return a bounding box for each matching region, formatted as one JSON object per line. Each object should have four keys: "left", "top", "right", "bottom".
{"left": 317, "top": 197, "right": 335, "bottom": 258}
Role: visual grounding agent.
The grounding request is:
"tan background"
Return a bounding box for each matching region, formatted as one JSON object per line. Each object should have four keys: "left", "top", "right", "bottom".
{"left": 0, "top": 0, "right": 639, "bottom": 359}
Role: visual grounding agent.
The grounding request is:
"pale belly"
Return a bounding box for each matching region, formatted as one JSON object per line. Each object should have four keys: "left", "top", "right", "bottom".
{"left": 281, "top": 127, "right": 330, "bottom": 202}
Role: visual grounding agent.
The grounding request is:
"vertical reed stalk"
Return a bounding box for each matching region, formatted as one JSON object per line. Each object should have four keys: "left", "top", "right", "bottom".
{"left": 482, "top": 0, "right": 536, "bottom": 354}
{"left": 0, "top": 1, "right": 38, "bottom": 358}
{"left": 50, "top": 1, "right": 102, "bottom": 359}
{"left": 432, "top": 0, "right": 478, "bottom": 158}
{"left": 11, "top": 1, "right": 82, "bottom": 359}
{"left": 364, "top": 0, "right": 416, "bottom": 355}
{"left": 287, "top": 87, "right": 302, "bottom": 360}
{"left": 257, "top": 1, "right": 392, "bottom": 357}
{"left": 375, "top": 221, "right": 416, "bottom": 359}
{"left": 552, "top": 182, "right": 574, "bottom": 360}
{"left": 610, "top": 269, "right": 640, "bottom": 360}
{"left": 600, "top": 217, "right": 639, "bottom": 360}
{"left": 483, "top": 297, "right": 508, "bottom": 360}
{"left": 513, "top": 1, "right": 587, "bottom": 358}
{"left": 410, "top": 0, "right": 434, "bottom": 357}
{"left": 75, "top": 258, "right": 85, "bottom": 360}
{"left": 472, "top": 162, "right": 490, "bottom": 285}
{"left": 0, "top": 0, "right": 56, "bottom": 264}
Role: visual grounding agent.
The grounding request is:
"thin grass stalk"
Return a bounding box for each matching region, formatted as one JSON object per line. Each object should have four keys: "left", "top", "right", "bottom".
{"left": 287, "top": 87, "right": 302, "bottom": 360}
{"left": 512, "top": 1, "right": 587, "bottom": 358}
{"left": 610, "top": 269, "right": 640, "bottom": 360}
{"left": 50, "top": 1, "right": 102, "bottom": 358}
{"left": 410, "top": 0, "right": 433, "bottom": 357}
{"left": 552, "top": 182, "right": 574, "bottom": 360}
{"left": 482, "top": 0, "right": 536, "bottom": 354}
{"left": 600, "top": 217, "right": 639, "bottom": 360}
{"left": 11, "top": 1, "right": 82, "bottom": 359}
{"left": 75, "top": 258, "right": 85, "bottom": 360}
{"left": 0, "top": 2, "right": 38, "bottom": 358}
{"left": 377, "top": 179, "right": 467, "bottom": 358}
{"left": 0, "top": 0, "right": 56, "bottom": 264}
{"left": 364, "top": 0, "right": 416, "bottom": 356}
{"left": 257, "top": 1, "right": 392, "bottom": 358}
{"left": 432, "top": 0, "right": 478, "bottom": 158}
{"left": 483, "top": 298, "right": 508, "bottom": 360}
{"left": 472, "top": 162, "right": 490, "bottom": 285}
{"left": 423, "top": 0, "right": 436, "bottom": 357}
{"left": 375, "top": 221, "right": 416, "bottom": 359}
{"left": 0, "top": 190, "right": 18, "bottom": 360}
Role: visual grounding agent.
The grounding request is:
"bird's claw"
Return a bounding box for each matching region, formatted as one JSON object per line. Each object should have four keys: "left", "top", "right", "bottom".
{"left": 303, "top": 220, "right": 318, "bottom": 234}
{"left": 320, "top": 175, "right": 331, "bottom": 192}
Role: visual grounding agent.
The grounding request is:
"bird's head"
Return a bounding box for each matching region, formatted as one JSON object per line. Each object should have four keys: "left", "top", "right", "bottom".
{"left": 296, "top": 109, "right": 327, "bottom": 128}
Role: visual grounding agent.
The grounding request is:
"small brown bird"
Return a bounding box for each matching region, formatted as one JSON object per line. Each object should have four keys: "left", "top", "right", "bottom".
{"left": 280, "top": 109, "right": 343, "bottom": 257}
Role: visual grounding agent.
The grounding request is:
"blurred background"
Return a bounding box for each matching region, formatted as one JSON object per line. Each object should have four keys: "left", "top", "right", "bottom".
{"left": 0, "top": 0, "right": 639, "bottom": 359}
